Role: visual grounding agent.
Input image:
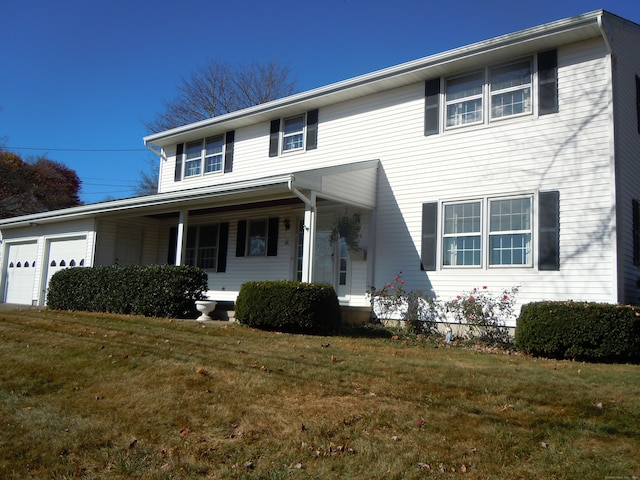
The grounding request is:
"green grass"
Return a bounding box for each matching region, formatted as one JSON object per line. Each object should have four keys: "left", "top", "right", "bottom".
{"left": 0, "top": 308, "right": 639, "bottom": 479}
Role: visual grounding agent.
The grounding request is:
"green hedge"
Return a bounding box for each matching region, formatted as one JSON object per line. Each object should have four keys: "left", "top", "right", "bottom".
{"left": 46, "top": 265, "right": 208, "bottom": 318}
{"left": 516, "top": 301, "right": 640, "bottom": 363}
{"left": 235, "top": 281, "right": 342, "bottom": 334}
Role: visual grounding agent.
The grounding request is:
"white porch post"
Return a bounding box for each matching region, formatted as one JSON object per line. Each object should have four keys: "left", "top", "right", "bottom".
{"left": 175, "top": 209, "right": 188, "bottom": 266}
{"left": 301, "top": 192, "right": 317, "bottom": 283}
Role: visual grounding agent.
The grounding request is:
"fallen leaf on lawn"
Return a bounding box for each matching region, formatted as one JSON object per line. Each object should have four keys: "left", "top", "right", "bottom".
{"left": 540, "top": 441, "right": 549, "bottom": 448}
{"left": 417, "top": 462, "right": 431, "bottom": 470}
{"left": 180, "top": 428, "right": 190, "bottom": 436}
{"left": 195, "top": 367, "right": 209, "bottom": 376}
{"left": 496, "top": 403, "right": 513, "bottom": 412}
{"left": 415, "top": 418, "right": 425, "bottom": 428}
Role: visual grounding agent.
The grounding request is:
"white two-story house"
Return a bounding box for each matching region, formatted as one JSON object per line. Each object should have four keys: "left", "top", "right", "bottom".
{"left": 2, "top": 10, "right": 640, "bottom": 323}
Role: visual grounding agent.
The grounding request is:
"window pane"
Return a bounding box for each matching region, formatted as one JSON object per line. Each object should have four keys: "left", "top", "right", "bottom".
{"left": 185, "top": 140, "right": 202, "bottom": 160}
{"left": 444, "top": 202, "right": 481, "bottom": 234}
{"left": 283, "top": 115, "right": 304, "bottom": 134}
{"left": 283, "top": 133, "right": 304, "bottom": 151}
{"left": 446, "top": 72, "right": 483, "bottom": 101}
{"left": 205, "top": 136, "right": 224, "bottom": 155}
{"left": 248, "top": 220, "right": 267, "bottom": 256}
{"left": 490, "top": 233, "right": 531, "bottom": 265}
{"left": 490, "top": 198, "right": 531, "bottom": 232}
{"left": 205, "top": 154, "right": 223, "bottom": 173}
{"left": 491, "top": 88, "right": 531, "bottom": 118}
{"left": 443, "top": 236, "right": 481, "bottom": 266}
{"left": 490, "top": 60, "right": 531, "bottom": 91}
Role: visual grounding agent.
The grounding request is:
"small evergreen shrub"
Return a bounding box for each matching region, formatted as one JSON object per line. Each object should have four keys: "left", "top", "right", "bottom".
{"left": 46, "top": 265, "right": 208, "bottom": 318}
{"left": 235, "top": 281, "right": 342, "bottom": 334}
{"left": 516, "top": 301, "right": 640, "bottom": 363}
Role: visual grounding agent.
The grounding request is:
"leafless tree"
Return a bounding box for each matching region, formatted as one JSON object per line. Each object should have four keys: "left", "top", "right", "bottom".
{"left": 144, "top": 60, "right": 296, "bottom": 133}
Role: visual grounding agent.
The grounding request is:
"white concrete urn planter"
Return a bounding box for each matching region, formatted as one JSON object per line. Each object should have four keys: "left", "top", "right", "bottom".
{"left": 195, "top": 300, "right": 217, "bottom": 322}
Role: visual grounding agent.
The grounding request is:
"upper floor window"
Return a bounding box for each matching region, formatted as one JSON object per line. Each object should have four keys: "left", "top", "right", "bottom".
{"left": 282, "top": 115, "right": 305, "bottom": 152}
{"left": 269, "top": 109, "right": 318, "bottom": 157}
{"left": 174, "top": 131, "right": 235, "bottom": 182}
{"left": 426, "top": 50, "right": 556, "bottom": 136}
{"left": 185, "top": 135, "right": 225, "bottom": 177}
{"left": 445, "top": 72, "right": 484, "bottom": 128}
{"left": 490, "top": 59, "right": 532, "bottom": 120}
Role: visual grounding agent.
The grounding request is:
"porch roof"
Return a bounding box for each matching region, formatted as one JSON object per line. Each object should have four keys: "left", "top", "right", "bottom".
{"left": 0, "top": 160, "right": 378, "bottom": 229}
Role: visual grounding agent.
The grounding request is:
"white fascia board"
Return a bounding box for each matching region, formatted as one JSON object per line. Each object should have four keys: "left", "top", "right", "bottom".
{"left": 0, "top": 174, "right": 295, "bottom": 229}
{"left": 144, "top": 10, "right": 606, "bottom": 148}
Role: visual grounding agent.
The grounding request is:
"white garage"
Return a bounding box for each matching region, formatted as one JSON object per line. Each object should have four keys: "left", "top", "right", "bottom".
{"left": 3, "top": 241, "right": 38, "bottom": 305}
{"left": 43, "top": 236, "right": 88, "bottom": 303}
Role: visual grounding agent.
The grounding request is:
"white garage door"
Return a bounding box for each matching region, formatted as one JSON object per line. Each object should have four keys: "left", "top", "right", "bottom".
{"left": 4, "top": 241, "right": 38, "bottom": 305}
{"left": 44, "top": 237, "right": 87, "bottom": 302}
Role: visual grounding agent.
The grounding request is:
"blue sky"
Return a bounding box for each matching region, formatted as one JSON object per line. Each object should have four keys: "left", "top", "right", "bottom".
{"left": 1, "top": 0, "right": 639, "bottom": 204}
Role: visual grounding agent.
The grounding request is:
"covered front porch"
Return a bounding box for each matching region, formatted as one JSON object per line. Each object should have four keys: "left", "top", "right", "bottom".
{"left": 93, "top": 160, "right": 379, "bottom": 313}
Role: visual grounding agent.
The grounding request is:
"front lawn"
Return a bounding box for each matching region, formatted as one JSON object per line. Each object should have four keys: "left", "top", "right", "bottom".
{"left": 1, "top": 308, "right": 638, "bottom": 479}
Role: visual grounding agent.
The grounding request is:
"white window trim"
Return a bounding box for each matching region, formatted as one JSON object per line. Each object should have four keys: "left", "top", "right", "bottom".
{"left": 441, "top": 194, "right": 534, "bottom": 269}
{"left": 183, "top": 136, "right": 225, "bottom": 179}
{"left": 281, "top": 113, "right": 307, "bottom": 154}
{"left": 443, "top": 56, "right": 535, "bottom": 132}
{"left": 185, "top": 223, "right": 220, "bottom": 271}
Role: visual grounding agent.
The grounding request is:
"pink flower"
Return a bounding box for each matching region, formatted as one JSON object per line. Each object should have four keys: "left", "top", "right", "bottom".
{"left": 483, "top": 286, "right": 488, "bottom": 289}
{"left": 400, "top": 280, "right": 404, "bottom": 284}
{"left": 386, "top": 283, "right": 392, "bottom": 288}
{"left": 456, "top": 295, "right": 461, "bottom": 300}
{"left": 469, "top": 295, "right": 475, "bottom": 301}
{"left": 394, "top": 276, "right": 399, "bottom": 281}
{"left": 469, "top": 314, "right": 475, "bottom": 320}
{"left": 503, "top": 294, "right": 509, "bottom": 300}
{"left": 473, "top": 287, "right": 477, "bottom": 292}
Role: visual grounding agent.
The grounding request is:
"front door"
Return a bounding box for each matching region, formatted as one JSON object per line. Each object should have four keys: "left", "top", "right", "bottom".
{"left": 312, "top": 214, "right": 350, "bottom": 298}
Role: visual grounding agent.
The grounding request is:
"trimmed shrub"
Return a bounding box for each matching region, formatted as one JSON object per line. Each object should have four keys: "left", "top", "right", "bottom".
{"left": 46, "top": 265, "right": 208, "bottom": 318}
{"left": 235, "top": 281, "right": 342, "bottom": 334}
{"left": 516, "top": 301, "right": 640, "bottom": 363}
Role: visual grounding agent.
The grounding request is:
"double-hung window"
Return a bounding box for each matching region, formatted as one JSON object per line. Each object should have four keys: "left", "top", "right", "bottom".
{"left": 185, "top": 224, "right": 219, "bottom": 270}
{"left": 282, "top": 115, "right": 305, "bottom": 152}
{"left": 422, "top": 192, "right": 558, "bottom": 271}
{"left": 443, "top": 202, "right": 482, "bottom": 266}
{"left": 445, "top": 72, "right": 484, "bottom": 128}
{"left": 490, "top": 60, "right": 532, "bottom": 120}
{"left": 489, "top": 197, "right": 532, "bottom": 265}
{"left": 247, "top": 219, "right": 268, "bottom": 256}
{"left": 441, "top": 197, "right": 532, "bottom": 268}
{"left": 184, "top": 135, "right": 225, "bottom": 178}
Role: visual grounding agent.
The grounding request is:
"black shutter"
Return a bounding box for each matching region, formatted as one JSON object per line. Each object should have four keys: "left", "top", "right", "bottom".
{"left": 424, "top": 79, "right": 440, "bottom": 136}
{"left": 633, "top": 199, "right": 640, "bottom": 266}
{"left": 420, "top": 202, "right": 438, "bottom": 271}
{"left": 269, "top": 119, "right": 280, "bottom": 157}
{"left": 305, "top": 109, "right": 319, "bottom": 150}
{"left": 267, "top": 217, "right": 279, "bottom": 256}
{"left": 224, "top": 131, "right": 235, "bottom": 173}
{"left": 174, "top": 143, "right": 184, "bottom": 181}
{"left": 217, "top": 222, "right": 229, "bottom": 272}
{"left": 538, "top": 191, "right": 560, "bottom": 270}
{"left": 168, "top": 226, "right": 177, "bottom": 264}
{"left": 538, "top": 49, "right": 558, "bottom": 115}
{"left": 236, "top": 220, "right": 247, "bottom": 257}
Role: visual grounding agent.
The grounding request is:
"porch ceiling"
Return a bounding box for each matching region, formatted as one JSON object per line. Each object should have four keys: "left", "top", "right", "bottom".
{"left": 0, "top": 161, "right": 379, "bottom": 229}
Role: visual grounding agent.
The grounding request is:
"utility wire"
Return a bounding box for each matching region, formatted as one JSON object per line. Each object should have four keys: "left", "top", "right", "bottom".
{"left": 6, "top": 146, "right": 148, "bottom": 152}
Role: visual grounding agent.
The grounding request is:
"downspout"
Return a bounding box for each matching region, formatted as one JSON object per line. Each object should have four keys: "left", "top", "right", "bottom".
{"left": 287, "top": 176, "right": 315, "bottom": 210}
{"left": 597, "top": 13, "right": 620, "bottom": 303}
